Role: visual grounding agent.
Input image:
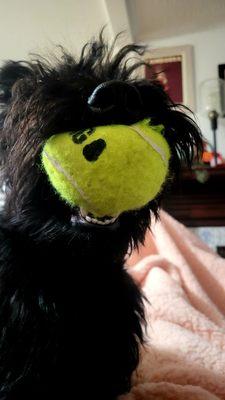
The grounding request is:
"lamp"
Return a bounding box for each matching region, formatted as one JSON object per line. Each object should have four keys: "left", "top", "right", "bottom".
{"left": 199, "top": 78, "right": 225, "bottom": 165}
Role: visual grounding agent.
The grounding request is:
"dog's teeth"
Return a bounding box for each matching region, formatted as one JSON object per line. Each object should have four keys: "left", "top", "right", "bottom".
{"left": 80, "top": 208, "right": 88, "bottom": 218}
{"left": 109, "top": 217, "right": 117, "bottom": 224}
{"left": 78, "top": 209, "right": 118, "bottom": 225}
{"left": 91, "top": 218, "right": 104, "bottom": 225}
{"left": 71, "top": 215, "right": 76, "bottom": 224}
{"left": 88, "top": 216, "right": 116, "bottom": 225}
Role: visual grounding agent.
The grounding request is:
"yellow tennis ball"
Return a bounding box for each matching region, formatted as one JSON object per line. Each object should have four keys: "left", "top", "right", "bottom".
{"left": 41, "top": 119, "right": 170, "bottom": 218}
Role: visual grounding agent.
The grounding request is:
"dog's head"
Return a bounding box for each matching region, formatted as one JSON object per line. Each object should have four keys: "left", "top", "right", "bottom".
{"left": 0, "top": 34, "right": 202, "bottom": 251}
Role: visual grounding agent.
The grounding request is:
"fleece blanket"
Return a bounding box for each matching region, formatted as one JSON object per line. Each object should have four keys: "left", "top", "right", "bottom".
{"left": 122, "top": 211, "right": 225, "bottom": 400}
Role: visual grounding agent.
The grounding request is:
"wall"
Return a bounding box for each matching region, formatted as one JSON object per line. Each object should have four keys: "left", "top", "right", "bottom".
{"left": 0, "top": 0, "right": 109, "bottom": 60}
{"left": 143, "top": 25, "right": 225, "bottom": 156}
{"left": 0, "top": 1, "right": 224, "bottom": 155}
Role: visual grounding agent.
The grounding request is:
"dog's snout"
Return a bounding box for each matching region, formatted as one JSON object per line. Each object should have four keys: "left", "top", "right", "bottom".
{"left": 83, "top": 138, "right": 106, "bottom": 161}
{"left": 87, "top": 80, "right": 142, "bottom": 114}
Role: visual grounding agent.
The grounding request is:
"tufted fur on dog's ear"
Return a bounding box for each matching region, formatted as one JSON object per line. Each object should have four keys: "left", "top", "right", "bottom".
{"left": 0, "top": 61, "right": 33, "bottom": 168}
{"left": 135, "top": 80, "right": 203, "bottom": 171}
{"left": 0, "top": 61, "right": 32, "bottom": 105}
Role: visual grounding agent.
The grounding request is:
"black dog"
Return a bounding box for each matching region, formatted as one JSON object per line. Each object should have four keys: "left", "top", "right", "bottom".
{"left": 0, "top": 34, "right": 202, "bottom": 399}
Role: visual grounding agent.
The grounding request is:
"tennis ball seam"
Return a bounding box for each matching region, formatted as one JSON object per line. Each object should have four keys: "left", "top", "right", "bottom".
{"left": 43, "top": 149, "right": 100, "bottom": 213}
{"left": 130, "top": 124, "right": 168, "bottom": 164}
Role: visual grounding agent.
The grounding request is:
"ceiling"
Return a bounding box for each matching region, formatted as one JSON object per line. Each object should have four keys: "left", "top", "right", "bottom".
{"left": 126, "top": 0, "right": 225, "bottom": 41}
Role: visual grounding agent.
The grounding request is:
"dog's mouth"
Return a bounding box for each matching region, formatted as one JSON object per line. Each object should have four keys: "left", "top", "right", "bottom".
{"left": 71, "top": 208, "right": 119, "bottom": 226}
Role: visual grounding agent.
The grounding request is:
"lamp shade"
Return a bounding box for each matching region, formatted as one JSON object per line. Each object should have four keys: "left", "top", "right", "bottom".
{"left": 199, "top": 78, "right": 225, "bottom": 117}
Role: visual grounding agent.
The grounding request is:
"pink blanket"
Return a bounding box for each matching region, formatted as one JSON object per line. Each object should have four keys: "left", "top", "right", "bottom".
{"left": 122, "top": 211, "right": 225, "bottom": 400}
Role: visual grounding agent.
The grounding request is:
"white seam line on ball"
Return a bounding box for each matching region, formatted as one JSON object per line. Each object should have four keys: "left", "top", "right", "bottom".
{"left": 43, "top": 150, "right": 95, "bottom": 210}
{"left": 130, "top": 125, "right": 167, "bottom": 164}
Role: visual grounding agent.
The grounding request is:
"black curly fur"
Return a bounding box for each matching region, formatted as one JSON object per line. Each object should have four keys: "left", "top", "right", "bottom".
{"left": 0, "top": 32, "right": 203, "bottom": 400}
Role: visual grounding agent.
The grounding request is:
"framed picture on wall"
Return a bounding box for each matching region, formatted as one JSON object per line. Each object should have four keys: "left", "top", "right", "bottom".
{"left": 143, "top": 45, "right": 196, "bottom": 111}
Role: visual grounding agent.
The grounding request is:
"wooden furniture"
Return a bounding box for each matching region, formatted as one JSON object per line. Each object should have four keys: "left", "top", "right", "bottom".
{"left": 162, "top": 166, "right": 225, "bottom": 227}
